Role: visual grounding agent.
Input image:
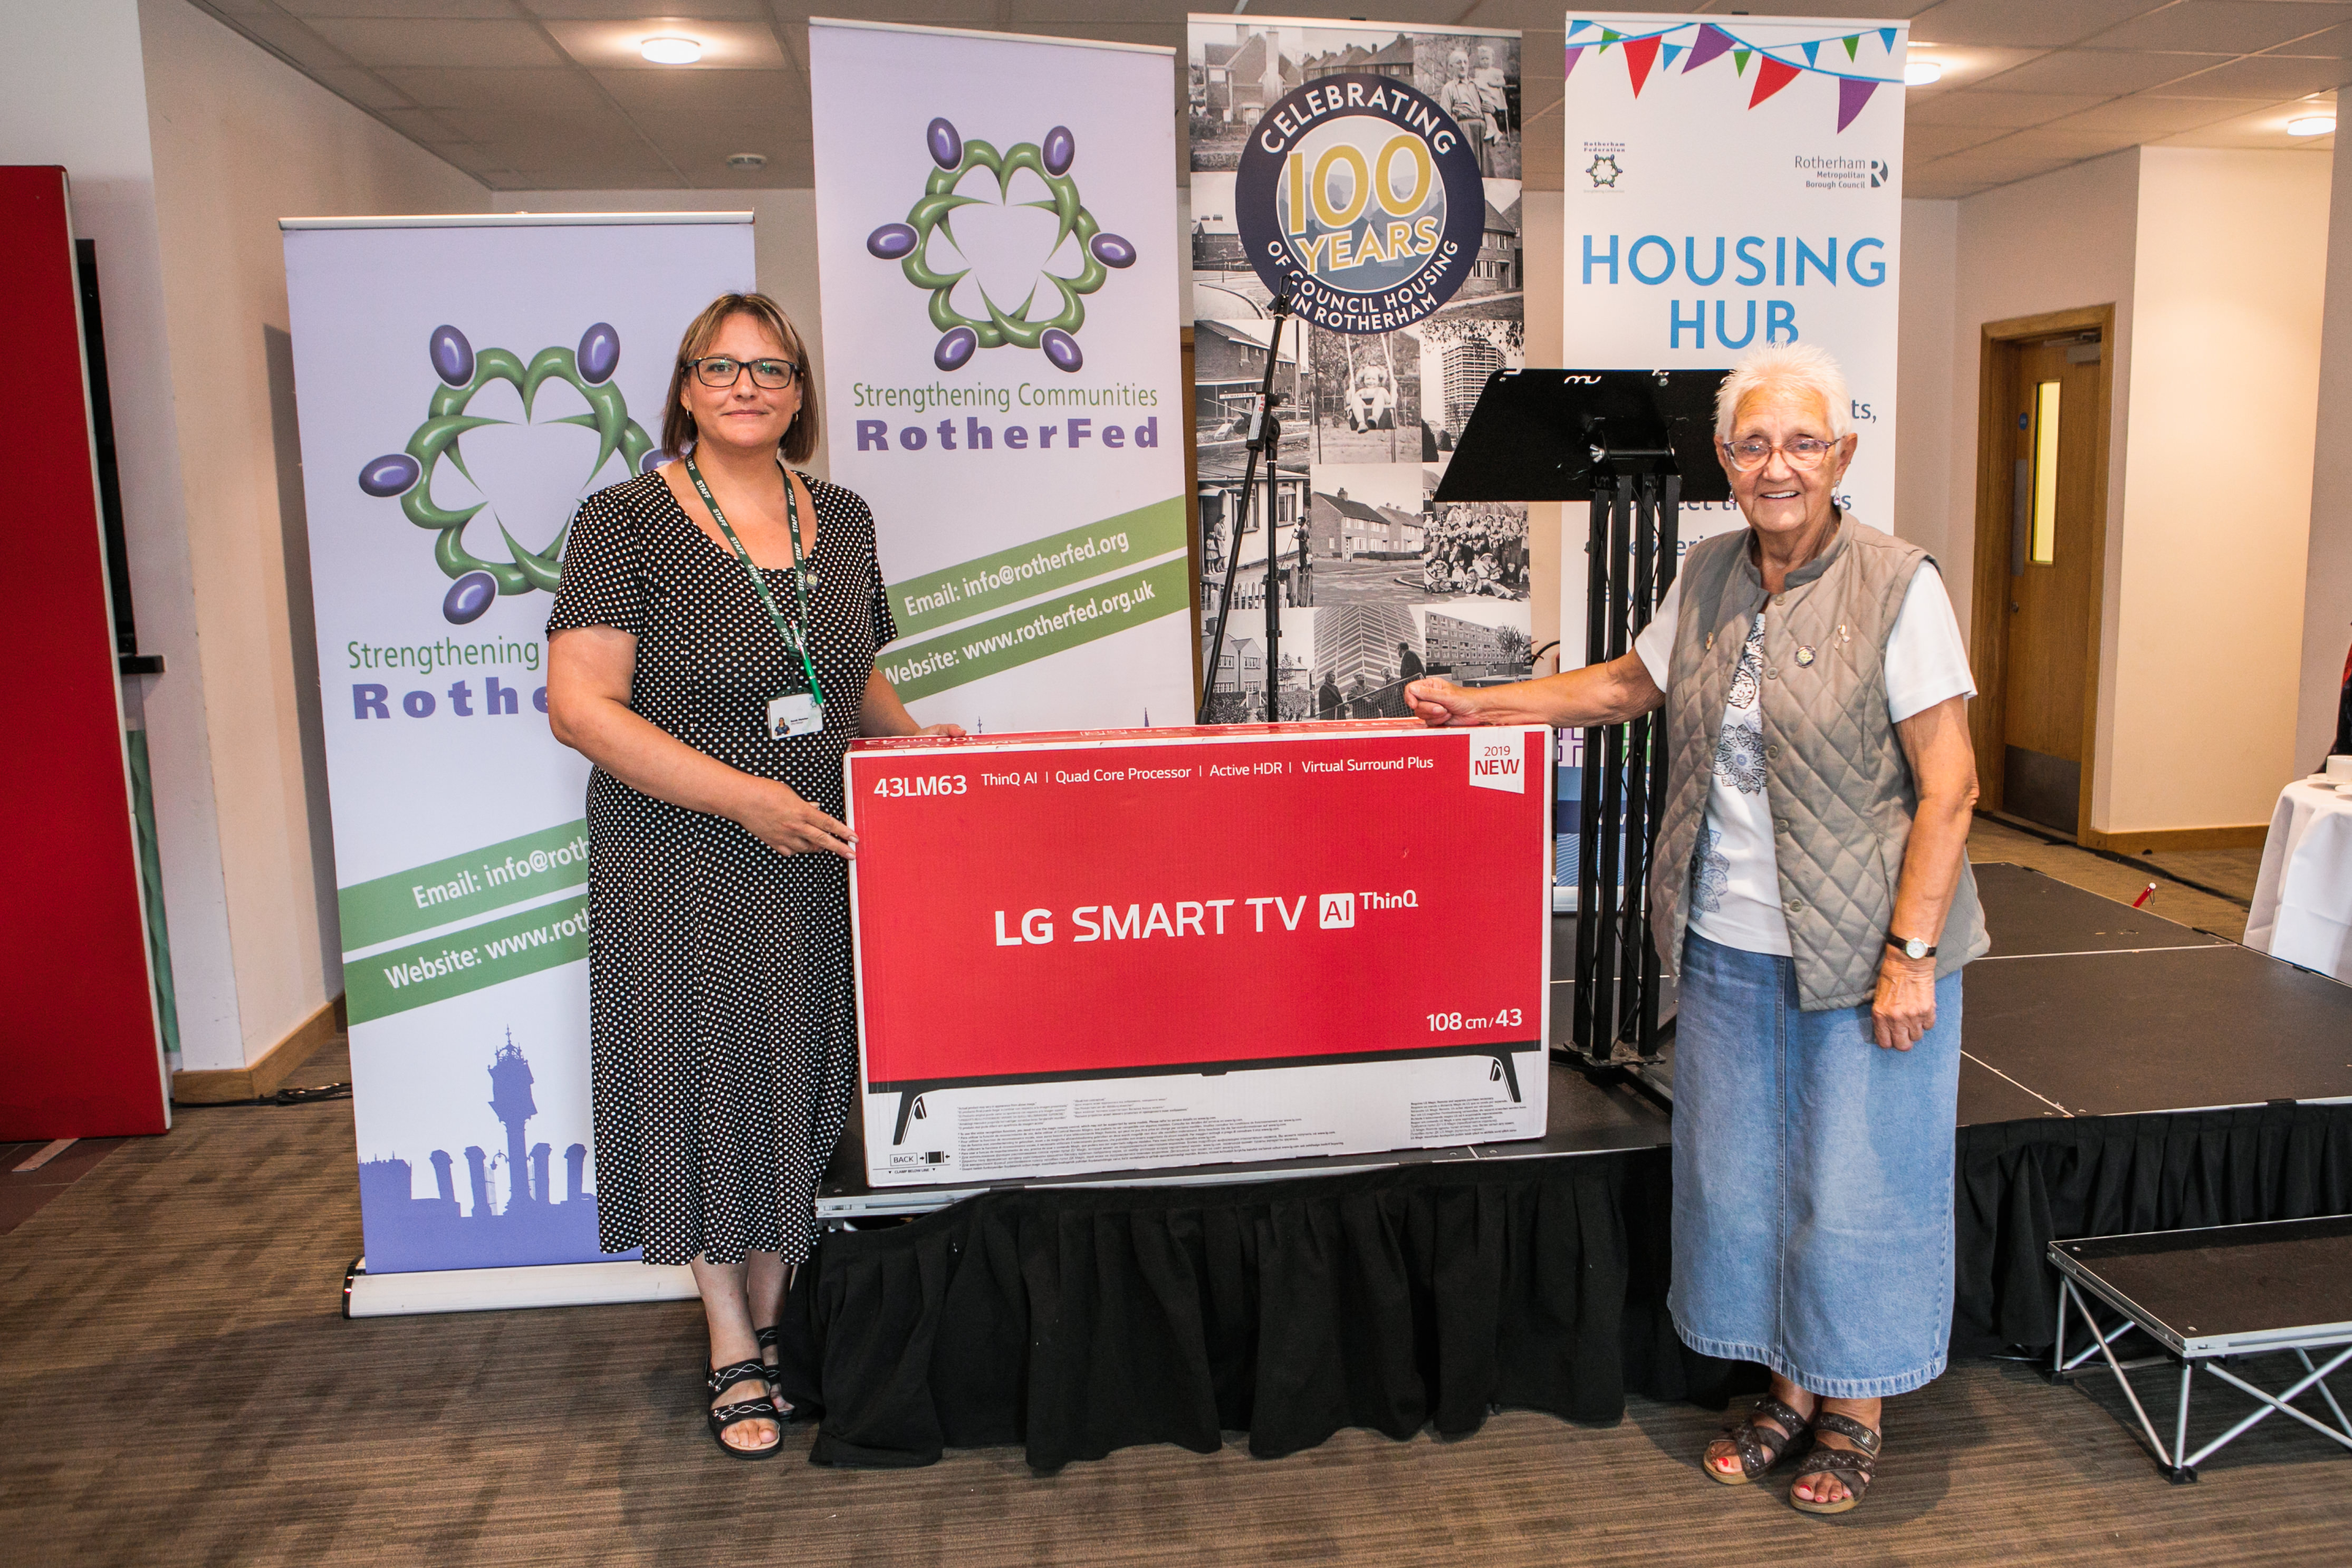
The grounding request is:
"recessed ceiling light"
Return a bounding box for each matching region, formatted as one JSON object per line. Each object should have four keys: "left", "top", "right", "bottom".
{"left": 641, "top": 36, "right": 701, "bottom": 65}
{"left": 726, "top": 153, "right": 767, "bottom": 170}
{"left": 1904, "top": 60, "right": 1944, "bottom": 87}
{"left": 2289, "top": 114, "right": 2336, "bottom": 137}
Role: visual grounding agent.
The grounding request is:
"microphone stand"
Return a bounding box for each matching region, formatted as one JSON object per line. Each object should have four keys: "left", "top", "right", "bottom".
{"left": 1197, "top": 293, "right": 1293, "bottom": 723}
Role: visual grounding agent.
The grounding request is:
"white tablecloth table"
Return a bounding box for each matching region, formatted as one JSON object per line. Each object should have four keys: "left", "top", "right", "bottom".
{"left": 2247, "top": 778, "right": 2352, "bottom": 984}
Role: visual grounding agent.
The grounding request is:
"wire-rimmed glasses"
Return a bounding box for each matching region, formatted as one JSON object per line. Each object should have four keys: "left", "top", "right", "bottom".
{"left": 1721, "top": 434, "right": 1841, "bottom": 471}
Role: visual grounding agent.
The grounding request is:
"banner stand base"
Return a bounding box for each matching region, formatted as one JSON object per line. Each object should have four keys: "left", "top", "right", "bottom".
{"left": 342, "top": 1256, "right": 697, "bottom": 1319}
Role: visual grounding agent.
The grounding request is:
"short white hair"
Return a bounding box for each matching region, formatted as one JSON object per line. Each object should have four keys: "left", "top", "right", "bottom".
{"left": 1713, "top": 342, "right": 1852, "bottom": 441}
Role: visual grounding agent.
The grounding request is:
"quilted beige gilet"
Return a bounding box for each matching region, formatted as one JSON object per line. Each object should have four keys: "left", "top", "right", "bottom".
{"left": 1646, "top": 514, "right": 1988, "bottom": 1011}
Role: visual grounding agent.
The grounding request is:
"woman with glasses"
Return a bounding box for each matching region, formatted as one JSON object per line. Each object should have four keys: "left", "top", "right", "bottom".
{"left": 544, "top": 293, "right": 959, "bottom": 1459}
{"left": 1405, "top": 342, "right": 1983, "bottom": 1515}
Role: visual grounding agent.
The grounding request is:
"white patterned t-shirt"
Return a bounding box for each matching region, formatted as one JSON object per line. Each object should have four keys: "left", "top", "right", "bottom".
{"left": 1632, "top": 553, "right": 1974, "bottom": 956}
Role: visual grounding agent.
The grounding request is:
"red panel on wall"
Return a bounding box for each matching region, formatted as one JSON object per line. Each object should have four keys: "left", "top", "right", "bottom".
{"left": 0, "top": 166, "right": 166, "bottom": 1137}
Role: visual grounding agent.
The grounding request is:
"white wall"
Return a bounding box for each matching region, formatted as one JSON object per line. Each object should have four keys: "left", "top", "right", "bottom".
{"left": 2300, "top": 137, "right": 2352, "bottom": 772}
{"left": 1931, "top": 145, "right": 2329, "bottom": 835}
{"left": 1893, "top": 199, "right": 1957, "bottom": 567}
{"left": 1948, "top": 150, "right": 2143, "bottom": 828}
{"left": 135, "top": 0, "right": 487, "bottom": 1069}
{"left": 2111, "top": 148, "right": 2328, "bottom": 830}
{"left": 0, "top": 0, "right": 239, "bottom": 1070}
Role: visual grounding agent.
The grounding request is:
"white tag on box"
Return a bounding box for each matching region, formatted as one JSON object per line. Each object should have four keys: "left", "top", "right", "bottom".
{"left": 1469, "top": 730, "right": 1525, "bottom": 793}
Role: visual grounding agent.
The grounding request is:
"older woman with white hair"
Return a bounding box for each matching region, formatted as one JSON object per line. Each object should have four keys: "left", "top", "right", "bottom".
{"left": 1405, "top": 342, "right": 1983, "bottom": 1515}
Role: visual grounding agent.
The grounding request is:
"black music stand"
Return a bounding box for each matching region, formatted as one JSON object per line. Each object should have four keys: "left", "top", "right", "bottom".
{"left": 1436, "top": 368, "right": 1727, "bottom": 1067}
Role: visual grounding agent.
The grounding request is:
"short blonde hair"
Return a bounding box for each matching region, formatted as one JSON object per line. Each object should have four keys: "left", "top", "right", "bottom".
{"left": 1714, "top": 342, "right": 1851, "bottom": 442}
{"left": 663, "top": 292, "right": 819, "bottom": 465}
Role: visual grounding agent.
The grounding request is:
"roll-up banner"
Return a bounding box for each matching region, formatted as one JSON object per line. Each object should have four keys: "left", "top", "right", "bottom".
{"left": 282, "top": 214, "right": 753, "bottom": 1303}
{"left": 808, "top": 20, "right": 1192, "bottom": 733}
{"left": 1555, "top": 13, "right": 1905, "bottom": 902}
{"left": 1188, "top": 14, "right": 1531, "bottom": 726}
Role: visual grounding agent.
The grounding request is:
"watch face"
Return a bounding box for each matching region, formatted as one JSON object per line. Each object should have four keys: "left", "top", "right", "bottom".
{"left": 1904, "top": 939, "right": 1927, "bottom": 959}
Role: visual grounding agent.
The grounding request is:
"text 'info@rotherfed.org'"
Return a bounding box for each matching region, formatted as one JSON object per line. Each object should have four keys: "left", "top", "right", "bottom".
{"left": 845, "top": 721, "right": 1552, "bottom": 1186}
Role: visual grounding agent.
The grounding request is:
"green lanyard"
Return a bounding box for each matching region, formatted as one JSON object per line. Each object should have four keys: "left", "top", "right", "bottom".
{"left": 684, "top": 454, "right": 824, "bottom": 706}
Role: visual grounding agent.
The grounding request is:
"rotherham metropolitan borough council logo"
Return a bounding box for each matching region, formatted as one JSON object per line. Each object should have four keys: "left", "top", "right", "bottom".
{"left": 865, "top": 117, "right": 1138, "bottom": 375}
{"left": 357, "top": 323, "right": 652, "bottom": 624}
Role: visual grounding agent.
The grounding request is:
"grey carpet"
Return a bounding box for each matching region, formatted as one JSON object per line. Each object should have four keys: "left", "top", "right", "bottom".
{"left": 4, "top": 1039, "right": 2349, "bottom": 1565}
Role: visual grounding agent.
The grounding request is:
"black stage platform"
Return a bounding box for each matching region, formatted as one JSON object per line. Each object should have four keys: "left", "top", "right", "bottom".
{"left": 782, "top": 864, "right": 2352, "bottom": 1470}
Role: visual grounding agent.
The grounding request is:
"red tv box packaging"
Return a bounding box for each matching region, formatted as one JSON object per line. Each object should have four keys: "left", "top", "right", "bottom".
{"left": 844, "top": 719, "right": 1551, "bottom": 1186}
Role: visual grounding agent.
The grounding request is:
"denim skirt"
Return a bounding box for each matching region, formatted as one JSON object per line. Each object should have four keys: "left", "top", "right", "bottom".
{"left": 1667, "top": 931, "right": 1964, "bottom": 1399}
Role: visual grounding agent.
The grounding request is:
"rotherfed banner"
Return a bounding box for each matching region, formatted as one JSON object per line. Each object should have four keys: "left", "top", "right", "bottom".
{"left": 809, "top": 20, "right": 1193, "bottom": 732}
{"left": 1559, "top": 13, "right": 1906, "bottom": 649}
{"left": 282, "top": 214, "right": 753, "bottom": 1277}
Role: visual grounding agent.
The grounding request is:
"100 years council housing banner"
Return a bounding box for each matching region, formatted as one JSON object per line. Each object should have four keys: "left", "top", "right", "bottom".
{"left": 282, "top": 214, "right": 753, "bottom": 1297}
{"left": 808, "top": 20, "right": 1194, "bottom": 733}
{"left": 1189, "top": 13, "right": 1532, "bottom": 726}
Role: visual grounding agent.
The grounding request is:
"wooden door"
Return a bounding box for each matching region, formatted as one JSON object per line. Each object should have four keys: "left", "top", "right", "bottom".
{"left": 1999, "top": 334, "right": 2101, "bottom": 834}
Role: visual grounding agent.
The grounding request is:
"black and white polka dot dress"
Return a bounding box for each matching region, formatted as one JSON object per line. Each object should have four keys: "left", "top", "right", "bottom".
{"left": 547, "top": 467, "right": 896, "bottom": 1268}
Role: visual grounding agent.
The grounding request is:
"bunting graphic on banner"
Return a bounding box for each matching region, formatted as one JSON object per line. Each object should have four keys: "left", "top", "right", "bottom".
{"left": 1566, "top": 16, "right": 1901, "bottom": 131}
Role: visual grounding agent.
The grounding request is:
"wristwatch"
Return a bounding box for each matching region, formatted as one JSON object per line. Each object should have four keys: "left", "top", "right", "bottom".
{"left": 1886, "top": 932, "right": 1937, "bottom": 960}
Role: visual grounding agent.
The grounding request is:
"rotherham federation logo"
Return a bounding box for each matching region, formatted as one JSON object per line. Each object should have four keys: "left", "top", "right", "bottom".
{"left": 357, "top": 323, "right": 652, "bottom": 624}
{"left": 1234, "top": 73, "right": 1486, "bottom": 335}
{"left": 865, "top": 117, "right": 1137, "bottom": 374}
{"left": 1586, "top": 153, "right": 1624, "bottom": 188}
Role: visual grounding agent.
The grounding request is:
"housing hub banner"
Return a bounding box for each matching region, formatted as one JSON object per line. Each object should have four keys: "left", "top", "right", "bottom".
{"left": 282, "top": 214, "right": 754, "bottom": 1276}
{"left": 808, "top": 20, "right": 1193, "bottom": 732}
{"left": 1189, "top": 14, "right": 1531, "bottom": 727}
{"left": 1555, "top": 13, "right": 1906, "bottom": 899}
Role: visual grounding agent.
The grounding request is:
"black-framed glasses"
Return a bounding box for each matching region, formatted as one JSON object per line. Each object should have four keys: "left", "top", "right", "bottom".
{"left": 1721, "top": 434, "right": 1841, "bottom": 472}
{"left": 685, "top": 355, "right": 800, "bottom": 390}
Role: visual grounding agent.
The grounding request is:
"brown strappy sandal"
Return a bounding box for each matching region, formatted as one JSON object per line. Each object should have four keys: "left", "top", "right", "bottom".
{"left": 1703, "top": 1394, "right": 1815, "bottom": 1485}
{"left": 1788, "top": 1410, "right": 1880, "bottom": 1514}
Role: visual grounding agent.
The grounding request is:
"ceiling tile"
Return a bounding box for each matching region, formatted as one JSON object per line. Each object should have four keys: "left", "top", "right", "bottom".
{"left": 2166, "top": 53, "right": 2352, "bottom": 94}
{"left": 1923, "top": 154, "right": 2085, "bottom": 191}
{"left": 2045, "top": 92, "right": 2274, "bottom": 130}
{"left": 1903, "top": 122, "right": 2014, "bottom": 158}
{"left": 372, "top": 106, "right": 468, "bottom": 143}
{"left": 1908, "top": 0, "right": 2172, "bottom": 49}
{"left": 543, "top": 20, "right": 789, "bottom": 69}
{"left": 1902, "top": 45, "right": 2050, "bottom": 90}
{"left": 302, "top": 18, "right": 571, "bottom": 69}
{"left": 1973, "top": 123, "right": 2148, "bottom": 157}
{"left": 2158, "top": 100, "right": 2337, "bottom": 145}
{"left": 521, "top": 1, "right": 770, "bottom": 15}
{"left": 597, "top": 65, "right": 810, "bottom": 123}
{"left": 1907, "top": 90, "right": 2108, "bottom": 126}
{"left": 303, "top": 65, "right": 418, "bottom": 110}
{"left": 215, "top": 13, "right": 356, "bottom": 73}
{"left": 766, "top": 1, "right": 1007, "bottom": 22}
{"left": 275, "top": 1, "right": 521, "bottom": 17}
{"left": 372, "top": 66, "right": 612, "bottom": 111}
{"left": 1980, "top": 47, "right": 2229, "bottom": 93}
{"left": 2270, "top": 23, "right": 2352, "bottom": 58}
{"left": 2079, "top": 1, "right": 2352, "bottom": 53}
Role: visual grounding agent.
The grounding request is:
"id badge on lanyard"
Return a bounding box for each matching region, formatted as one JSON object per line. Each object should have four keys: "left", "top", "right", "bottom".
{"left": 685, "top": 455, "right": 827, "bottom": 739}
